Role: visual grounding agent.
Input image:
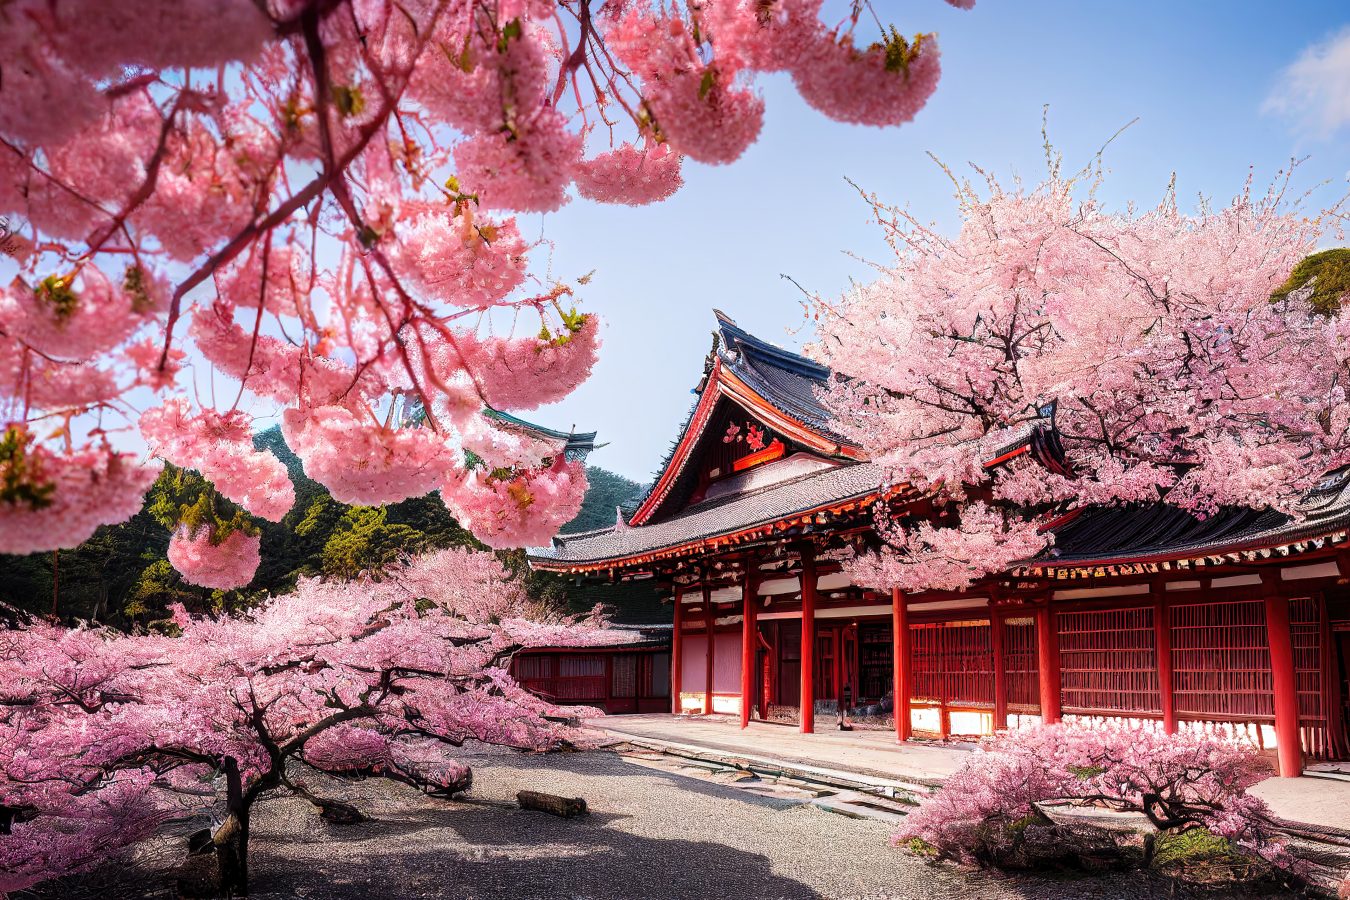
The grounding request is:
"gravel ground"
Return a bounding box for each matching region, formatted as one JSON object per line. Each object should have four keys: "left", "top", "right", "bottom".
{"left": 237, "top": 746, "right": 1282, "bottom": 900}
{"left": 33, "top": 745, "right": 1291, "bottom": 900}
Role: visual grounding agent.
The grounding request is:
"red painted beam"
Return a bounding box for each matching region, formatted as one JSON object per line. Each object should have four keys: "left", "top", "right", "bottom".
{"left": 1263, "top": 573, "right": 1303, "bottom": 777}
{"left": 800, "top": 546, "right": 818, "bottom": 734}
{"left": 671, "top": 588, "right": 683, "bottom": 715}
{"left": 892, "top": 587, "right": 912, "bottom": 742}
{"left": 740, "top": 569, "right": 756, "bottom": 729}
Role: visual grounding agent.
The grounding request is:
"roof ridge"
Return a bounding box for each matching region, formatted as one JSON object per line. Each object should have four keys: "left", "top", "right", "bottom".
{"left": 714, "top": 310, "right": 830, "bottom": 380}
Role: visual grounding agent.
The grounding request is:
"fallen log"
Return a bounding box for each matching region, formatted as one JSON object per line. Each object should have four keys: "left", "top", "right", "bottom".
{"left": 517, "top": 790, "right": 587, "bottom": 818}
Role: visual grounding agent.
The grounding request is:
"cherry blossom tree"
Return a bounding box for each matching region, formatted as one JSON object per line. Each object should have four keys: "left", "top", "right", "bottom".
{"left": 0, "top": 546, "right": 620, "bottom": 895}
{"left": 0, "top": 0, "right": 971, "bottom": 587}
{"left": 896, "top": 723, "right": 1288, "bottom": 872}
{"left": 811, "top": 155, "right": 1349, "bottom": 591}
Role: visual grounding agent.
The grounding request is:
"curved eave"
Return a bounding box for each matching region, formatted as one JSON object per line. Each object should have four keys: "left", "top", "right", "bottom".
{"left": 1013, "top": 524, "right": 1350, "bottom": 581}
{"left": 628, "top": 359, "right": 862, "bottom": 527}
{"left": 532, "top": 483, "right": 906, "bottom": 575}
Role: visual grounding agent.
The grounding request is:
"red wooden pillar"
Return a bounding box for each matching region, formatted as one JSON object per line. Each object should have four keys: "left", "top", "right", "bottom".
{"left": 1153, "top": 581, "right": 1177, "bottom": 735}
{"left": 891, "top": 587, "right": 912, "bottom": 742}
{"left": 1036, "top": 602, "right": 1062, "bottom": 724}
{"left": 1263, "top": 571, "right": 1303, "bottom": 777}
{"left": 740, "top": 567, "right": 757, "bottom": 729}
{"left": 800, "top": 545, "right": 818, "bottom": 734}
{"left": 671, "top": 587, "right": 683, "bottom": 715}
{"left": 991, "top": 607, "right": 1007, "bottom": 733}
{"left": 703, "top": 582, "right": 715, "bottom": 716}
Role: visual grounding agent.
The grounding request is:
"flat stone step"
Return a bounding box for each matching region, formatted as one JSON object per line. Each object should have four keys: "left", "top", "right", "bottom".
{"left": 607, "top": 734, "right": 934, "bottom": 803}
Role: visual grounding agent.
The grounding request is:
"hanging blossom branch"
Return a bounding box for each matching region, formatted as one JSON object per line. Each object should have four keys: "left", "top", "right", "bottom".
{"left": 0, "top": 0, "right": 971, "bottom": 584}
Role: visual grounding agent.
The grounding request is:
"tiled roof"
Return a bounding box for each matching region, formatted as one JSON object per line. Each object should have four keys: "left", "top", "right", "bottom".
{"left": 484, "top": 408, "right": 600, "bottom": 462}
{"left": 533, "top": 461, "right": 885, "bottom": 567}
{"left": 714, "top": 311, "right": 844, "bottom": 439}
{"left": 1038, "top": 468, "right": 1350, "bottom": 568}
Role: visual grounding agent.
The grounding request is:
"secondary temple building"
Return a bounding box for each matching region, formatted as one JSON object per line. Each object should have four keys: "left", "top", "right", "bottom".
{"left": 529, "top": 311, "right": 1350, "bottom": 777}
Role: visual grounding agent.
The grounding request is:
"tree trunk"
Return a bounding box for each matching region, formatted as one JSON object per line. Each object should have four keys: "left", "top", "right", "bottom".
{"left": 214, "top": 757, "right": 251, "bottom": 896}
{"left": 50, "top": 550, "right": 59, "bottom": 618}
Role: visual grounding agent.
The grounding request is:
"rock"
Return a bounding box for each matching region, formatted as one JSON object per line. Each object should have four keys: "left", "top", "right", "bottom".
{"left": 517, "top": 790, "right": 587, "bottom": 818}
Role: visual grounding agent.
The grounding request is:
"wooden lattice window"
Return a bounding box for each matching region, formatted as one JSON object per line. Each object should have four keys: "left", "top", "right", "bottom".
{"left": 1170, "top": 600, "right": 1273, "bottom": 720}
{"left": 1057, "top": 606, "right": 1160, "bottom": 715}
{"left": 911, "top": 620, "right": 993, "bottom": 707}
{"left": 1290, "top": 597, "right": 1325, "bottom": 723}
{"left": 1002, "top": 616, "right": 1040, "bottom": 713}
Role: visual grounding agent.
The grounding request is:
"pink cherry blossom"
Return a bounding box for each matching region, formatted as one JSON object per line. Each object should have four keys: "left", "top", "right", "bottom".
{"left": 898, "top": 722, "right": 1285, "bottom": 871}
{"left": 813, "top": 163, "right": 1344, "bottom": 588}
{"left": 0, "top": 436, "right": 160, "bottom": 555}
{"left": 166, "top": 526, "right": 262, "bottom": 590}
{"left": 282, "top": 404, "right": 456, "bottom": 506}
{"left": 0, "top": 0, "right": 956, "bottom": 565}
{"left": 0, "top": 547, "right": 608, "bottom": 893}
{"left": 140, "top": 399, "right": 296, "bottom": 522}
{"left": 388, "top": 203, "right": 529, "bottom": 307}
{"left": 791, "top": 30, "right": 942, "bottom": 127}
{"left": 441, "top": 456, "right": 588, "bottom": 550}
{"left": 574, "top": 142, "right": 684, "bottom": 206}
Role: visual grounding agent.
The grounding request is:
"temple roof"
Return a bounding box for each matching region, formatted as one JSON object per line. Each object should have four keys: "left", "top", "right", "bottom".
{"left": 625, "top": 312, "right": 860, "bottom": 527}
{"left": 484, "top": 407, "right": 600, "bottom": 462}
{"left": 712, "top": 310, "right": 843, "bottom": 440}
{"left": 1027, "top": 468, "right": 1350, "bottom": 573}
{"left": 532, "top": 459, "right": 886, "bottom": 570}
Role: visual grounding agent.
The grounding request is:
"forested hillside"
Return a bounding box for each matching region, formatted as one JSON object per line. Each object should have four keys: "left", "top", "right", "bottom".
{"left": 559, "top": 467, "right": 644, "bottom": 533}
{"left": 0, "top": 429, "right": 639, "bottom": 627}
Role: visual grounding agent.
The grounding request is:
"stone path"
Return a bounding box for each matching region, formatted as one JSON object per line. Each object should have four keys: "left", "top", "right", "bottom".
{"left": 594, "top": 713, "right": 1350, "bottom": 833}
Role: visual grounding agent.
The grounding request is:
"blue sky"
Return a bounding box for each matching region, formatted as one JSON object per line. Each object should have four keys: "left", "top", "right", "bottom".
{"left": 531, "top": 1, "right": 1350, "bottom": 483}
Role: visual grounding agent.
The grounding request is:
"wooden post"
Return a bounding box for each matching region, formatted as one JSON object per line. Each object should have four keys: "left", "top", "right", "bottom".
{"left": 891, "top": 586, "right": 912, "bottom": 742}
{"left": 799, "top": 545, "right": 817, "bottom": 734}
{"left": 671, "top": 587, "right": 683, "bottom": 715}
{"left": 1036, "top": 602, "right": 1061, "bottom": 724}
{"left": 1153, "top": 581, "right": 1177, "bottom": 735}
{"left": 740, "top": 567, "right": 756, "bottom": 729}
{"left": 604, "top": 654, "right": 614, "bottom": 715}
{"left": 703, "top": 582, "right": 715, "bottom": 716}
{"left": 991, "top": 607, "right": 1007, "bottom": 733}
{"left": 1263, "top": 572, "right": 1303, "bottom": 777}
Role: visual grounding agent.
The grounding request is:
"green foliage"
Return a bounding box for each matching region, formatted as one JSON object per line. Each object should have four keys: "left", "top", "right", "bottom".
{"left": 320, "top": 506, "right": 426, "bottom": 579}
{"left": 1067, "top": 764, "right": 1107, "bottom": 780}
{"left": 125, "top": 559, "right": 192, "bottom": 621}
{"left": 0, "top": 425, "right": 56, "bottom": 510}
{"left": 1270, "top": 247, "right": 1350, "bottom": 314}
{"left": 147, "top": 464, "right": 255, "bottom": 543}
{"left": 560, "top": 466, "right": 643, "bottom": 534}
{"left": 1152, "top": 829, "right": 1239, "bottom": 868}
{"left": 35, "top": 274, "right": 78, "bottom": 322}
{"left": 899, "top": 837, "right": 937, "bottom": 856}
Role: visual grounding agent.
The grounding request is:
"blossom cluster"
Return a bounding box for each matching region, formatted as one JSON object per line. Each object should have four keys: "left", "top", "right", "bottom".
{"left": 813, "top": 165, "right": 1347, "bottom": 589}
{"left": 0, "top": 0, "right": 966, "bottom": 579}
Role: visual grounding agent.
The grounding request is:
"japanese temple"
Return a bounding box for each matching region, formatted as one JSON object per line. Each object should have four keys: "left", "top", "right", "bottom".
{"left": 529, "top": 311, "right": 1350, "bottom": 777}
